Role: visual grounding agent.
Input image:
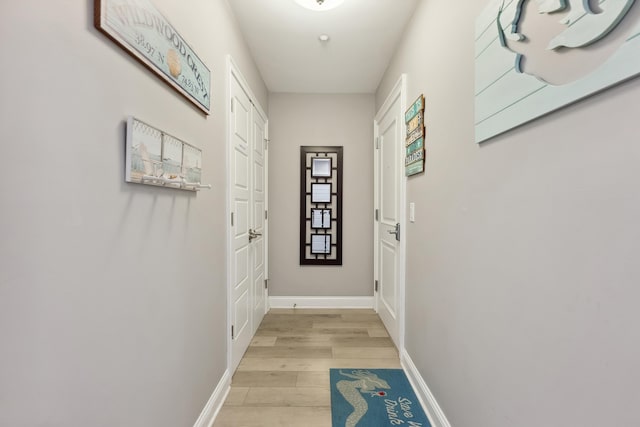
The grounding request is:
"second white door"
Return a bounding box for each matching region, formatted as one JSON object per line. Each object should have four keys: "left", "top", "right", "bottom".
{"left": 229, "top": 66, "right": 268, "bottom": 372}
{"left": 374, "top": 78, "right": 404, "bottom": 349}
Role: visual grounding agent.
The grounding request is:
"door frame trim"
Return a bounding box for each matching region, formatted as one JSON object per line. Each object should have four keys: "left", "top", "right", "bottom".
{"left": 373, "top": 74, "right": 407, "bottom": 352}
{"left": 225, "top": 55, "right": 269, "bottom": 373}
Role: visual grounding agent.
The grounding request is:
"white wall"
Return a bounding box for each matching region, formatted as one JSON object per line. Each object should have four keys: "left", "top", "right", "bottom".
{"left": 0, "top": 1, "right": 266, "bottom": 426}
{"left": 268, "top": 94, "right": 375, "bottom": 298}
{"left": 377, "top": 1, "right": 640, "bottom": 426}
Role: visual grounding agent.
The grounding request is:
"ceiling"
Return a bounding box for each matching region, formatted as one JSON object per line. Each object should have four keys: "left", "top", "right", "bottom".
{"left": 227, "top": 0, "right": 420, "bottom": 94}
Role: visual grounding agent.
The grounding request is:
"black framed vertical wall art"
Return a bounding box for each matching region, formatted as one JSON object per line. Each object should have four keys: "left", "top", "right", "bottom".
{"left": 300, "top": 146, "right": 343, "bottom": 265}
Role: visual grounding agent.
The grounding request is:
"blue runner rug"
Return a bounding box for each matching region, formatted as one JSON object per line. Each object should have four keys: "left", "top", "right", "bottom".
{"left": 330, "top": 368, "right": 432, "bottom": 427}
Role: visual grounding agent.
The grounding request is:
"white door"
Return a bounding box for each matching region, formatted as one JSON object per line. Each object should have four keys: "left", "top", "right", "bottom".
{"left": 250, "top": 107, "right": 267, "bottom": 333}
{"left": 230, "top": 75, "right": 253, "bottom": 372}
{"left": 374, "top": 77, "right": 405, "bottom": 349}
{"left": 229, "top": 68, "right": 268, "bottom": 372}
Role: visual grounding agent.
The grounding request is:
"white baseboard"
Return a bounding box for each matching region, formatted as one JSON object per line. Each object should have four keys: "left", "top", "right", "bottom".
{"left": 193, "top": 369, "right": 231, "bottom": 427}
{"left": 268, "top": 296, "right": 374, "bottom": 309}
{"left": 401, "top": 349, "right": 452, "bottom": 427}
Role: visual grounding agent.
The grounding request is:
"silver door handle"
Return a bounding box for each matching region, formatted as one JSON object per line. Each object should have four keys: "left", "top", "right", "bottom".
{"left": 249, "top": 229, "right": 262, "bottom": 242}
{"left": 387, "top": 223, "right": 400, "bottom": 242}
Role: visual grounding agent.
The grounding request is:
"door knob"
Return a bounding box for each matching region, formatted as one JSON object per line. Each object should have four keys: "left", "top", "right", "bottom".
{"left": 249, "top": 229, "right": 262, "bottom": 242}
{"left": 387, "top": 223, "right": 400, "bottom": 242}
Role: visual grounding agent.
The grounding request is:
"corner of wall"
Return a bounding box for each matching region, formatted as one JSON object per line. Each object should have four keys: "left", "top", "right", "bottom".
{"left": 401, "top": 349, "right": 452, "bottom": 427}
{"left": 192, "top": 370, "right": 232, "bottom": 427}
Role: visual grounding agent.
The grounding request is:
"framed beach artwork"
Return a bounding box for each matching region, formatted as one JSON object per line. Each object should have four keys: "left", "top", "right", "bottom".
{"left": 125, "top": 117, "right": 210, "bottom": 191}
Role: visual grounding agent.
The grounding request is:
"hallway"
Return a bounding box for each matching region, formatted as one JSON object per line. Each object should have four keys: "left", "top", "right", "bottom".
{"left": 214, "top": 309, "right": 400, "bottom": 427}
{"left": 4, "top": 1, "right": 640, "bottom": 426}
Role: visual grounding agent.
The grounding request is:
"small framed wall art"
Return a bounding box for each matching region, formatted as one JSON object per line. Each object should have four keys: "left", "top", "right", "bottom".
{"left": 311, "top": 209, "right": 332, "bottom": 229}
{"left": 312, "top": 157, "right": 332, "bottom": 177}
{"left": 311, "top": 183, "right": 332, "bottom": 203}
{"left": 311, "top": 235, "right": 332, "bottom": 254}
{"left": 125, "top": 116, "right": 211, "bottom": 191}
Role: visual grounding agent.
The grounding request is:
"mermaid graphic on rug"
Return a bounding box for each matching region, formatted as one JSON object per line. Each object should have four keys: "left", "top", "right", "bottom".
{"left": 336, "top": 370, "right": 391, "bottom": 427}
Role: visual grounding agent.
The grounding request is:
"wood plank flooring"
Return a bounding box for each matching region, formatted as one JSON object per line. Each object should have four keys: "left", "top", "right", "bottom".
{"left": 213, "top": 308, "right": 400, "bottom": 427}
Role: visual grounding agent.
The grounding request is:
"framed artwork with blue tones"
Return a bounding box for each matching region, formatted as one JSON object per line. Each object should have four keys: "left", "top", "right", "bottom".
{"left": 475, "top": 0, "right": 640, "bottom": 143}
{"left": 125, "top": 117, "right": 210, "bottom": 191}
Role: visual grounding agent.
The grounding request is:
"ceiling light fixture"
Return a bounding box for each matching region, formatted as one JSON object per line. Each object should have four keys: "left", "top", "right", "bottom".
{"left": 294, "top": 0, "right": 345, "bottom": 12}
{"left": 318, "top": 34, "right": 330, "bottom": 42}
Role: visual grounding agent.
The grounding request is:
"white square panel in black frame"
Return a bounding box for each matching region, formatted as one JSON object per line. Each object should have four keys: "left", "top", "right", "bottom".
{"left": 311, "top": 183, "right": 332, "bottom": 203}
{"left": 311, "top": 157, "right": 332, "bottom": 177}
{"left": 311, "top": 235, "right": 332, "bottom": 254}
{"left": 311, "top": 209, "right": 332, "bottom": 229}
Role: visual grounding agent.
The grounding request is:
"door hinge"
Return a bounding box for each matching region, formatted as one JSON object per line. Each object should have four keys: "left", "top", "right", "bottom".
{"left": 375, "top": 137, "right": 380, "bottom": 149}
{"left": 264, "top": 279, "right": 268, "bottom": 290}
{"left": 264, "top": 138, "right": 270, "bottom": 149}
{"left": 265, "top": 210, "right": 268, "bottom": 220}
{"left": 231, "top": 325, "right": 235, "bottom": 339}
{"left": 231, "top": 99, "right": 234, "bottom": 113}
{"left": 375, "top": 280, "right": 379, "bottom": 292}
{"left": 375, "top": 209, "right": 379, "bottom": 221}
{"left": 231, "top": 212, "right": 234, "bottom": 226}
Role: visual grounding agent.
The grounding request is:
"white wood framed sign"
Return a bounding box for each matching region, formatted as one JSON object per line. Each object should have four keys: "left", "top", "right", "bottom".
{"left": 476, "top": 0, "right": 640, "bottom": 143}
{"left": 95, "top": 0, "right": 211, "bottom": 114}
{"left": 405, "top": 95, "right": 425, "bottom": 177}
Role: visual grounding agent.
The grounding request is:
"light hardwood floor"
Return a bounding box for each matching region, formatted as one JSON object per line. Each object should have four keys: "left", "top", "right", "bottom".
{"left": 213, "top": 308, "right": 400, "bottom": 427}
